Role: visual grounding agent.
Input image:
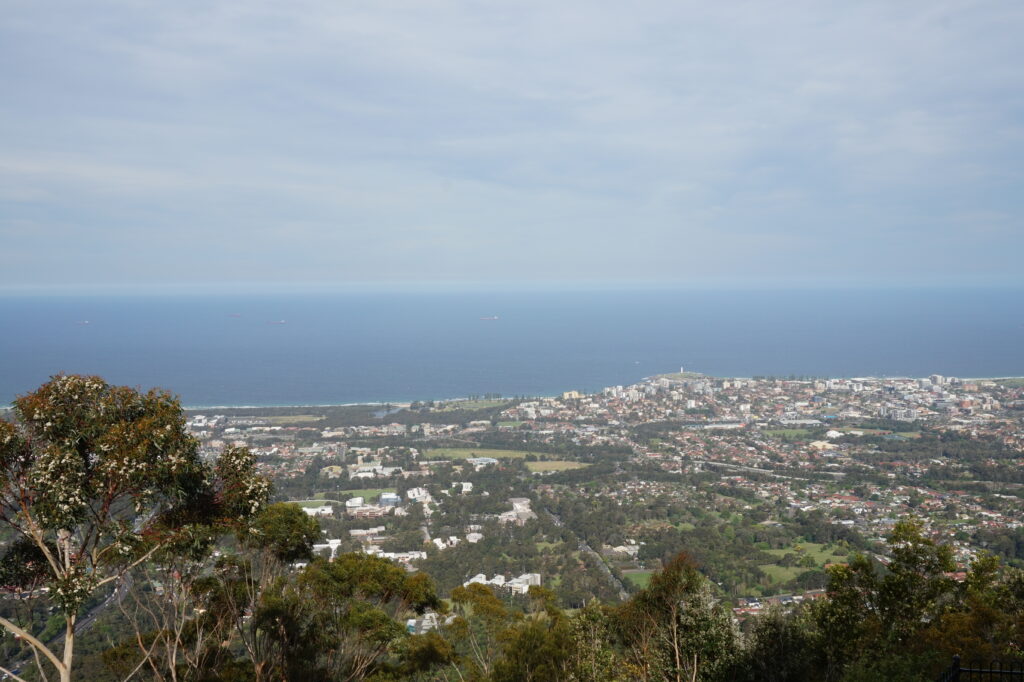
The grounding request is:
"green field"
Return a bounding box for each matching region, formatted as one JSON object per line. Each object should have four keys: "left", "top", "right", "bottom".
{"left": 526, "top": 460, "right": 590, "bottom": 472}
{"left": 623, "top": 570, "right": 654, "bottom": 589}
{"left": 265, "top": 415, "right": 324, "bottom": 425}
{"left": 759, "top": 564, "right": 802, "bottom": 583}
{"left": 764, "top": 542, "right": 845, "bottom": 565}
{"left": 990, "top": 377, "right": 1024, "bottom": 388}
{"left": 332, "top": 488, "right": 396, "bottom": 500}
{"left": 756, "top": 542, "right": 847, "bottom": 585}
{"left": 424, "top": 448, "right": 535, "bottom": 460}
{"left": 291, "top": 499, "right": 343, "bottom": 508}
{"left": 436, "top": 399, "right": 510, "bottom": 411}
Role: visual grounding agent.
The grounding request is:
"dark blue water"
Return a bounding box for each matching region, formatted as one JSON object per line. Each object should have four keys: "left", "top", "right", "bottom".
{"left": 1, "top": 288, "right": 1022, "bottom": 406}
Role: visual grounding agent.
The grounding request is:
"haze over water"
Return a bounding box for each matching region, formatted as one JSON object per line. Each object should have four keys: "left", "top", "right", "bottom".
{"left": 2, "top": 287, "right": 1022, "bottom": 407}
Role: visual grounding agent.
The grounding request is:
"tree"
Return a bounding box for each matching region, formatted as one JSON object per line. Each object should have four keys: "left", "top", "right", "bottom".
{"left": 490, "top": 586, "right": 573, "bottom": 682}
{"left": 255, "top": 553, "right": 442, "bottom": 680}
{"left": 809, "top": 517, "right": 961, "bottom": 679}
{"left": 566, "top": 601, "right": 627, "bottom": 682}
{"left": 245, "top": 501, "right": 322, "bottom": 564}
{"left": 617, "top": 553, "right": 737, "bottom": 682}
{"left": 445, "top": 582, "right": 519, "bottom": 679}
{"left": 877, "top": 517, "right": 956, "bottom": 642}
{"left": 733, "top": 606, "right": 817, "bottom": 682}
{"left": 0, "top": 375, "right": 271, "bottom": 682}
{"left": 216, "top": 502, "right": 322, "bottom": 680}
{"left": 112, "top": 502, "right": 320, "bottom": 681}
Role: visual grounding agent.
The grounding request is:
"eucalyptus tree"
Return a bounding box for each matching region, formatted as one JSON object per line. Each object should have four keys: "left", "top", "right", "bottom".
{"left": 0, "top": 374, "right": 271, "bottom": 682}
{"left": 617, "top": 553, "right": 738, "bottom": 682}
{"left": 254, "top": 553, "right": 442, "bottom": 680}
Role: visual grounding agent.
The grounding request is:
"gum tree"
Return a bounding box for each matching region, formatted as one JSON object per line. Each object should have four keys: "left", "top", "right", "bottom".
{"left": 0, "top": 374, "right": 271, "bottom": 682}
{"left": 617, "top": 553, "right": 737, "bottom": 682}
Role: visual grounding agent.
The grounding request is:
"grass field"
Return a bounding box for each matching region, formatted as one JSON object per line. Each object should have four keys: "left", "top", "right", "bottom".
{"left": 424, "top": 448, "right": 535, "bottom": 460}
{"left": 435, "top": 400, "right": 510, "bottom": 411}
{"left": 623, "top": 570, "right": 654, "bottom": 589}
{"left": 526, "top": 461, "right": 589, "bottom": 472}
{"left": 291, "top": 499, "right": 343, "bottom": 508}
{"left": 759, "top": 564, "right": 802, "bottom": 583}
{"left": 756, "top": 542, "right": 848, "bottom": 586}
{"left": 265, "top": 415, "right": 324, "bottom": 425}
{"left": 330, "top": 488, "right": 396, "bottom": 500}
{"left": 990, "top": 377, "right": 1024, "bottom": 388}
{"left": 764, "top": 542, "right": 845, "bottom": 565}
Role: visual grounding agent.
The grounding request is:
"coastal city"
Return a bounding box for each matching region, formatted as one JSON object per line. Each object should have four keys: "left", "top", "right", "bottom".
{"left": 184, "top": 372, "right": 1024, "bottom": 620}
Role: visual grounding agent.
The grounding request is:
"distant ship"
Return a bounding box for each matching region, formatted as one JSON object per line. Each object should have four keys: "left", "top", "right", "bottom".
{"left": 480, "top": 315, "right": 499, "bottom": 321}
{"left": 227, "top": 313, "right": 242, "bottom": 318}
{"left": 268, "top": 320, "right": 287, "bottom": 325}
{"left": 75, "top": 320, "right": 90, "bottom": 326}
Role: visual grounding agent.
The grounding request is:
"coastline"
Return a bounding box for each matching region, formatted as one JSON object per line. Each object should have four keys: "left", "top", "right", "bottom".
{"left": 177, "top": 375, "right": 1024, "bottom": 411}
{"left": 5, "top": 375, "right": 1023, "bottom": 413}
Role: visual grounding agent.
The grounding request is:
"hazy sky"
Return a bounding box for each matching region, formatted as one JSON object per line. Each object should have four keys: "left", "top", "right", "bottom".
{"left": 2, "top": 1, "right": 1022, "bottom": 291}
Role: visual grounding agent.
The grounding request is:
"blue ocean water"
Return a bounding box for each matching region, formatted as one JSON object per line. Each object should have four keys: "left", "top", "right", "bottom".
{"left": 1, "top": 288, "right": 1022, "bottom": 406}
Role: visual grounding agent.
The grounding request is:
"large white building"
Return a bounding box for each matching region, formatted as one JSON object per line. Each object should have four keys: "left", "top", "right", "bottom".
{"left": 463, "top": 573, "right": 542, "bottom": 595}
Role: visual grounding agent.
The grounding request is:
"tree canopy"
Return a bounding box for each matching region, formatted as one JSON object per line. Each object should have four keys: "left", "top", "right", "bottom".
{"left": 0, "top": 374, "right": 270, "bottom": 682}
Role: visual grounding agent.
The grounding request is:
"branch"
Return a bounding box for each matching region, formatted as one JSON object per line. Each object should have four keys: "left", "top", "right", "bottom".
{"left": 95, "top": 543, "right": 163, "bottom": 589}
{"left": 119, "top": 638, "right": 161, "bottom": 682}
{"left": 31, "top": 641, "right": 52, "bottom": 682}
{"left": 0, "top": 614, "right": 65, "bottom": 674}
{"left": 117, "top": 570, "right": 169, "bottom": 682}
{"left": 0, "top": 664, "right": 30, "bottom": 682}
{"left": 19, "top": 507, "right": 63, "bottom": 578}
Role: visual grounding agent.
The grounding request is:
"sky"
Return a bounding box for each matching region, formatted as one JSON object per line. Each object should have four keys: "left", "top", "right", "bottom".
{"left": 2, "top": 0, "right": 1023, "bottom": 291}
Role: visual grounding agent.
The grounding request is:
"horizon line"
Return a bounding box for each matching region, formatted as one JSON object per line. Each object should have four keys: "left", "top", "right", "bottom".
{"left": 2, "top": 278, "right": 1023, "bottom": 296}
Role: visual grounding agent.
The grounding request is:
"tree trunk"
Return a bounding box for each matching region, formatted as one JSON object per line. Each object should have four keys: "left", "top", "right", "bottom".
{"left": 61, "top": 615, "right": 75, "bottom": 682}
{"left": 670, "top": 607, "right": 683, "bottom": 682}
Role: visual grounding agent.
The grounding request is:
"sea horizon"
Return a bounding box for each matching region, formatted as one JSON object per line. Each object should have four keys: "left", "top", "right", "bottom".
{"left": 3, "top": 286, "right": 1023, "bottom": 407}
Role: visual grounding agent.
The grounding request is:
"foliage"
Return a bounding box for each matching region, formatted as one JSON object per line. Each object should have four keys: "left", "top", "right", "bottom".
{"left": 253, "top": 554, "right": 441, "bottom": 680}
{"left": 616, "top": 553, "right": 738, "bottom": 681}
{"left": 245, "top": 502, "right": 321, "bottom": 563}
{"left": 0, "top": 375, "right": 270, "bottom": 682}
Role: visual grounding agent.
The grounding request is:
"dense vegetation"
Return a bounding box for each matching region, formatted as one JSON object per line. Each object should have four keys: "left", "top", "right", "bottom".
{"left": 3, "top": 377, "right": 1024, "bottom": 680}
{"left": 12, "top": 518, "right": 1023, "bottom": 681}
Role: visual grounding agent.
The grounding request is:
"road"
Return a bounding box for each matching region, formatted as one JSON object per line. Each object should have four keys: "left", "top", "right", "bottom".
{"left": 545, "top": 508, "right": 629, "bottom": 601}
{"left": 6, "top": 575, "right": 131, "bottom": 675}
{"left": 578, "top": 540, "right": 630, "bottom": 601}
{"left": 688, "top": 458, "right": 845, "bottom": 480}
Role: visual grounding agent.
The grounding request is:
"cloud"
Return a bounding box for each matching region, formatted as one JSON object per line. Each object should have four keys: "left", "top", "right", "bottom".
{"left": 1, "top": 0, "right": 1022, "bottom": 288}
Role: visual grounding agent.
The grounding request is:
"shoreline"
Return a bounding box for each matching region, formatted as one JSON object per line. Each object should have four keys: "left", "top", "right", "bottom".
{"left": 180, "top": 397, "right": 540, "bottom": 411}
{"left": 180, "top": 375, "right": 1023, "bottom": 411}
{"left": 5, "top": 375, "right": 1022, "bottom": 413}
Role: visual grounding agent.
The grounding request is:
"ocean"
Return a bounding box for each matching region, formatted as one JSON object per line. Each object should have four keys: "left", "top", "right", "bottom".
{"left": 1, "top": 287, "right": 1022, "bottom": 407}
